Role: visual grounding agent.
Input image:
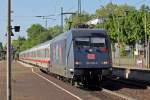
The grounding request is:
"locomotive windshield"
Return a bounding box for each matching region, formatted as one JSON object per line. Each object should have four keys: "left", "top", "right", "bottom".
{"left": 91, "top": 37, "right": 106, "bottom": 47}
{"left": 74, "top": 37, "right": 106, "bottom": 48}
{"left": 75, "top": 38, "right": 90, "bottom": 47}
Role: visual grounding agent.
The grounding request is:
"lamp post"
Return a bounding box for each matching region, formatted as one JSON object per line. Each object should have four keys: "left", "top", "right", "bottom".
{"left": 7, "top": 1, "right": 20, "bottom": 100}
{"left": 7, "top": 0, "right": 11, "bottom": 100}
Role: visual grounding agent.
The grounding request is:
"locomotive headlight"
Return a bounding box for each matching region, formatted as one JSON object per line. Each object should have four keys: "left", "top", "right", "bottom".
{"left": 69, "top": 68, "right": 74, "bottom": 74}
{"left": 75, "top": 61, "right": 81, "bottom": 65}
{"left": 101, "top": 61, "right": 109, "bottom": 65}
{"left": 69, "top": 68, "right": 74, "bottom": 72}
{"left": 89, "top": 49, "right": 93, "bottom": 52}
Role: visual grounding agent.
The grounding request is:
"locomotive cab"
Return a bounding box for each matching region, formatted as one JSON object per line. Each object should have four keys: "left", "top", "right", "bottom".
{"left": 71, "top": 30, "right": 112, "bottom": 85}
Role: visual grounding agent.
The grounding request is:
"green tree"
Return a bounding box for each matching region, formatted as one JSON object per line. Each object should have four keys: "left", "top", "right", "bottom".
{"left": 12, "top": 36, "right": 26, "bottom": 51}
{"left": 27, "top": 24, "right": 46, "bottom": 39}
{"left": 48, "top": 25, "right": 61, "bottom": 37}
{"left": 15, "top": 24, "right": 61, "bottom": 51}
{"left": 95, "top": 3, "right": 147, "bottom": 56}
{"left": 64, "top": 12, "right": 91, "bottom": 30}
{"left": 12, "top": 3, "right": 150, "bottom": 54}
{"left": 24, "top": 24, "right": 53, "bottom": 49}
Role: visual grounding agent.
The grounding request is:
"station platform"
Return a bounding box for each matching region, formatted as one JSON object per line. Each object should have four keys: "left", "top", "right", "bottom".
{"left": 112, "top": 66, "right": 150, "bottom": 83}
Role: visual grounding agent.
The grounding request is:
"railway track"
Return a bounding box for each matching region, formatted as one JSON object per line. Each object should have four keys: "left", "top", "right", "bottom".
{"left": 92, "top": 88, "right": 135, "bottom": 100}
{"left": 112, "top": 78, "right": 150, "bottom": 89}
{"left": 75, "top": 76, "right": 150, "bottom": 100}
{"left": 74, "top": 81, "right": 136, "bottom": 100}
{"left": 19, "top": 61, "right": 150, "bottom": 100}
{"left": 95, "top": 77, "right": 150, "bottom": 100}
{"left": 102, "top": 88, "right": 135, "bottom": 100}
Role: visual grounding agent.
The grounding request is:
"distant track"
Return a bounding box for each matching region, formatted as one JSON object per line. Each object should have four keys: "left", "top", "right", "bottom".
{"left": 107, "top": 75, "right": 150, "bottom": 90}
{"left": 98, "top": 76, "right": 150, "bottom": 100}
{"left": 101, "top": 88, "right": 135, "bottom": 100}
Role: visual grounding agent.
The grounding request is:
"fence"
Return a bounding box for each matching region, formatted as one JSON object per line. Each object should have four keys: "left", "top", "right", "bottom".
{"left": 112, "top": 56, "right": 148, "bottom": 69}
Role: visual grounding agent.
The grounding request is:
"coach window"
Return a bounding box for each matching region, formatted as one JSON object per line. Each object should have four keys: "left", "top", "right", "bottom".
{"left": 47, "top": 49, "right": 49, "bottom": 58}
{"left": 40, "top": 50, "right": 43, "bottom": 58}
{"left": 34, "top": 51, "right": 35, "bottom": 58}
{"left": 32, "top": 52, "right": 33, "bottom": 57}
{"left": 39, "top": 50, "right": 40, "bottom": 57}
{"left": 41, "top": 49, "right": 42, "bottom": 57}
{"left": 38, "top": 50, "right": 40, "bottom": 57}
{"left": 43, "top": 49, "right": 44, "bottom": 58}
{"left": 46, "top": 49, "right": 48, "bottom": 58}
{"left": 36, "top": 51, "right": 37, "bottom": 58}
{"left": 43, "top": 49, "right": 45, "bottom": 58}
{"left": 31, "top": 52, "right": 33, "bottom": 57}
{"left": 40, "top": 50, "right": 42, "bottom": 57}
{"left": 45, "top": 48, "right": 47, "bottom": 58}
{"left": 40, "top": 49, "right": 42, "bottom": 57}
{"left": 37, "top": 50, "right": 39, "bottom": 57}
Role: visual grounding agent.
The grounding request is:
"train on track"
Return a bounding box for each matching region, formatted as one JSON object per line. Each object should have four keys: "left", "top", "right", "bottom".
{"left": 19, "top": 28, "right": 112, "bottom": 86}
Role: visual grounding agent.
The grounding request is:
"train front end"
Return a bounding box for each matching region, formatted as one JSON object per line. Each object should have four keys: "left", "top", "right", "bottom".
{"left": 72, "top": 29, "right": 112, "bottom": 85}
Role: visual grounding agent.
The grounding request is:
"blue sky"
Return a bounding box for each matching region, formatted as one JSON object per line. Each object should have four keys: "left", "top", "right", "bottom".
{"left": 0, "top": 0, "right": 149, "bottom": 44}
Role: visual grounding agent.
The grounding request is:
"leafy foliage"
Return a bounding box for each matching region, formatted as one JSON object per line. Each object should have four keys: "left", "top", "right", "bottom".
{"left": 12, "top": 3, "right": 150, "bottom": 56}
{"left": 96, "top": 3, "right": 150, "bottom": 47}
{"left": 12, "top": 24, "right": 61, "bottom": 51}
{"left": 48, "top": 25, "right": 61, "bottom": 37}
{"left": 12, "top": 36, "right": 26, "bottom": 51}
